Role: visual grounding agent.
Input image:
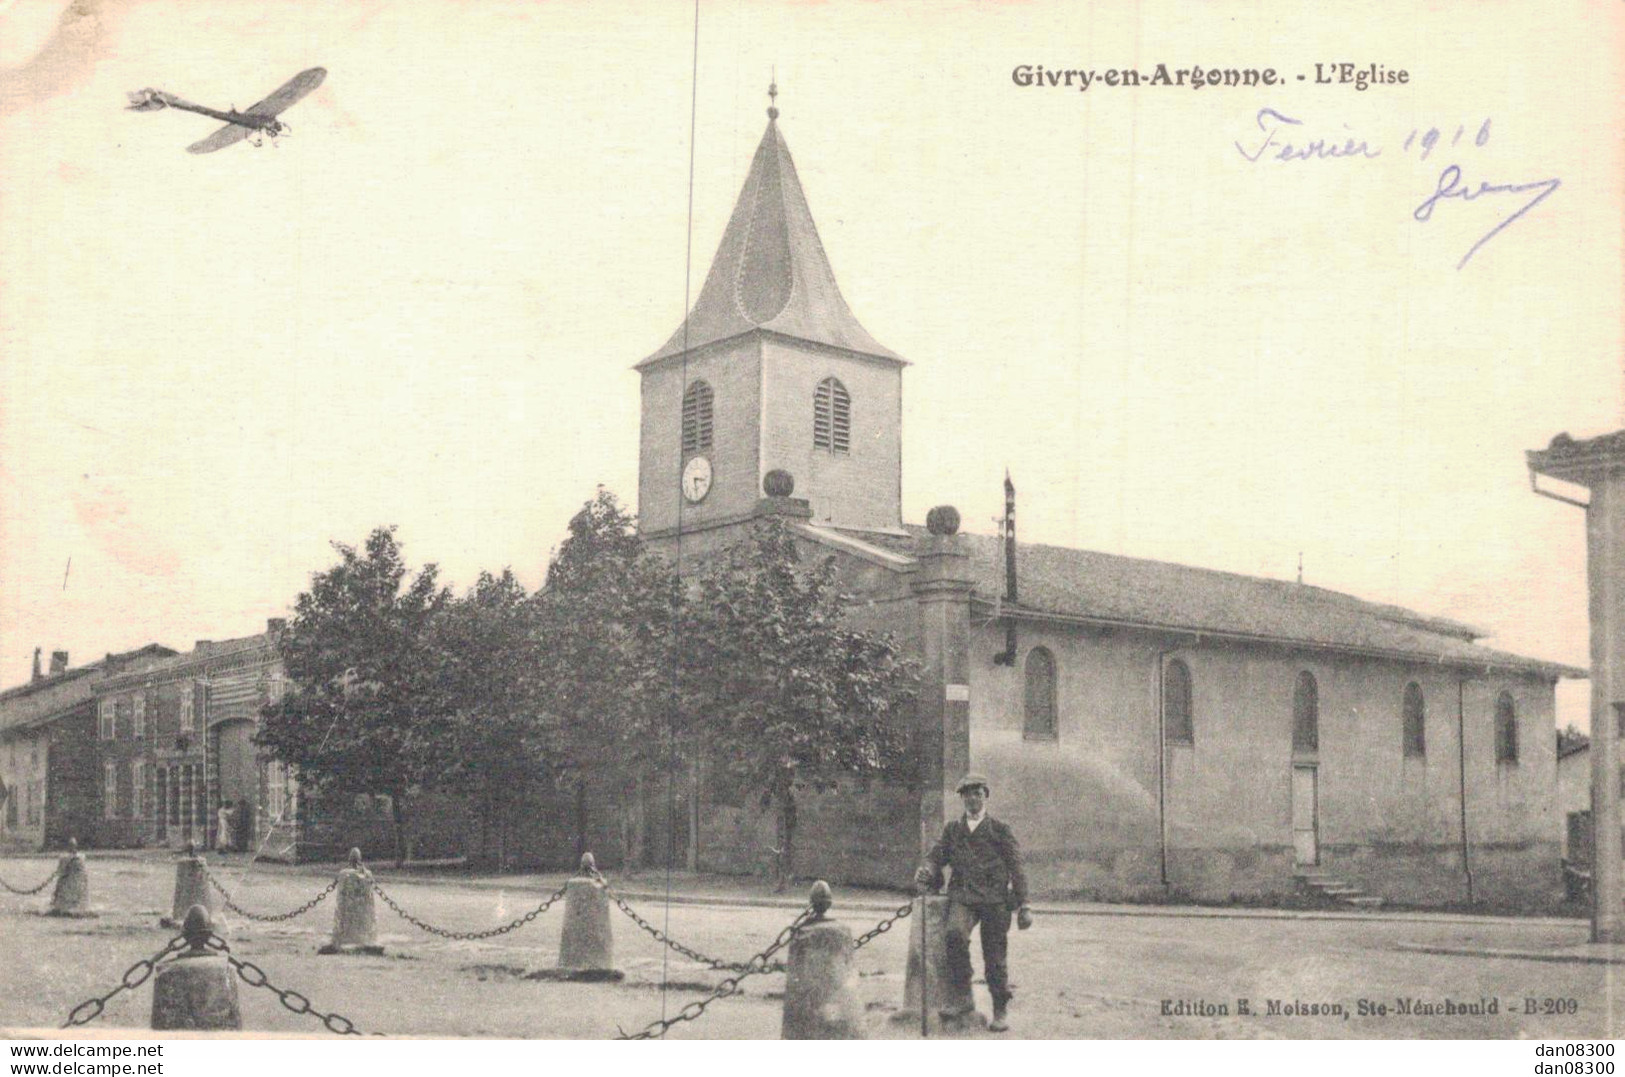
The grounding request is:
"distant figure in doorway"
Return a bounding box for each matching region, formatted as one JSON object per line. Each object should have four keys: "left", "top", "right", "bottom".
{"left": 914, "top": 773, "right": 1033, "bottom": 1032}
{"left": 215, "top": 805, "right": 234, "bottom": 852}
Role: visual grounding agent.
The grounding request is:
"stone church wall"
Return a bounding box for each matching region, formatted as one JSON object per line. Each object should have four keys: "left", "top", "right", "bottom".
{"left": 967, "top": 620, "right": 1562, "bottom": 909}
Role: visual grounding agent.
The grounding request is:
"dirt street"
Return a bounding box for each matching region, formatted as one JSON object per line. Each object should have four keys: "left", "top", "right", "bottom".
{"left": 0, "top": 855, "right": 1617, "bottom": 1039}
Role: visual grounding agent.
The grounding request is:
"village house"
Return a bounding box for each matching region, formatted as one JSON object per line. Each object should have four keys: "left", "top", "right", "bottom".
{"left": 631, "top": 104, "right": 1584, "bottom": 909}
{"left": 86, "top": 621, "right": 478, "bottom": 863}
{"left": 0, "top": 645, "right": 176, "bottom": 851}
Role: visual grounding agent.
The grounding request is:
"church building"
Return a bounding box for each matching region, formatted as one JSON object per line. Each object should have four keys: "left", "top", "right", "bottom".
{"left": 634, "top": 100, "right": 1582, "bottom": 910}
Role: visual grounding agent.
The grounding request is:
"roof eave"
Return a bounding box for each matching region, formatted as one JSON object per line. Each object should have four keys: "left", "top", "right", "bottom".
{"left": 969, "top": 595, "right": 1587, "bottom": 680}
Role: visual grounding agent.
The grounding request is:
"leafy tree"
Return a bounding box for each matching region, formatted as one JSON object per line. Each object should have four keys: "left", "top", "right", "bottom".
{"left": 258, "top": 527, "right": 450, "bottom": 865}
{"left": 429, "top": 568, "right": 550, "bottom": 867}
{"left": 682, "top": 517, "right": 917, "bottom": 889}
{"left": 1558, "top": 724, "right": 1590, "bottom": 756}
{"left": 533, "top": 489, "right": 682, "bottom": 865}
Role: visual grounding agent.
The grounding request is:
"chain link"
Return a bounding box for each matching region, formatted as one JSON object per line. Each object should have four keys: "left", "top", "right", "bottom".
{"left": 851, "top": 899, "right": 915, "bottom": 950}
{"left": 617, "top": 906, "right": 814, "bottom": 1040}
{"left": 592, "top": 872, "right": 784, "bottom": 974}
{"left": 0, "top": 861, "right": 60, "bottom": 896}
{"left": 209, "top": 933, "right": 367, "bottom": 1036}
{"left": 61, "top": 935, "right": 188, "bottom": 1028}
{"left": 370, "top": 877, "right": 570, "bottom": 940}
{"left": 202, "top": 864, "right": 339, "bottom": 923}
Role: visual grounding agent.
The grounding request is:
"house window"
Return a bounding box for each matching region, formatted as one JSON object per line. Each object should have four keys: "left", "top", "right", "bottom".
{"left": 103, "top": 761, "right": 118, "bottom": 820}
{"left": 1163, "top": 659, "right": 1194, "bottom": 744}
{"left": 132, "top": 760, "right": 146, "bottom": 820}
{"left": 1023, "top": 647, "right": 1058, "bottom": 740}
{"left": 267, "top": 671, "right": 287, "bottom": 704}
{"left": 1495, "top": 691, "right": 1519, "bottom": 764}
{"left": 1403, "top": 682, "right": 1426, "bottom": 758}
{"left": 266, "top": 760, "right": 287, "bottom": 820}
{"left": 180, "top": 685, "right": 196, "bottom": 732}
{"left": 133, "top": 694, "right": 146, "bottom": 739}
{"left": 98, "top": 698, "right": 115, "bottom": 740}
{"left": 681, "top": 380, "right": 714, "bottom": 455}
{"left": 813, "top": 377, "right": 852, "bottom": 454}
{"left": 1292, "top": 671, "right": 1319, "bottom": 753}
{"left": 24, "top": 782, "right": 37, "bottom": 826}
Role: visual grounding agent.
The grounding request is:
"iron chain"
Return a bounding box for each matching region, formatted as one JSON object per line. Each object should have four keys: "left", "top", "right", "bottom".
{"left": 617, "top": 906, "right": 814, "bottom": 1041}
{"left": 61, "top": 935, "right": 188, "bottom": 1028}
{"left": 203, "top": 865, "right": 339, "bottom": 923}
{"left": 210, "top": 933, "right": 368, "bottom": 1036}
{"left": 0, "top": 861, "right": 60, "bottom": 896}
{"left": 371, "top": 877, "right": 570, "bottom": 940}
{"left": 851, "top": 899, "right": 915, "bottom": 951}
{"left": 593, "top": 873, "right": 785, "bottom": 974}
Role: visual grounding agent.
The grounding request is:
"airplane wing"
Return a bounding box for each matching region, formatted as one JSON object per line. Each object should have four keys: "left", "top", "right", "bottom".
{"left": 187, "top": 123, "right": 253, "bottom": 155}
{"left": 244, "top": 67, "right": 327, "bottom": 118}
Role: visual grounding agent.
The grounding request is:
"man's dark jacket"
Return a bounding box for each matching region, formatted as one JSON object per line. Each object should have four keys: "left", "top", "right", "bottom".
{"left": 923, "top": 815, "right": 1029, "bottom": 908}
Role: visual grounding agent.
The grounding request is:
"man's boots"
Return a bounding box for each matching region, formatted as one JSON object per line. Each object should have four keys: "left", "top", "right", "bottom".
{"left": 989, "top": 1000, "right": 1009, "bottom": 1033}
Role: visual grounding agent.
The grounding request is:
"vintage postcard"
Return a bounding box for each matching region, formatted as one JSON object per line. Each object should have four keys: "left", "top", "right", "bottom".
{"left": 0, "top": 0, "right": 1620, "bottom": 1054}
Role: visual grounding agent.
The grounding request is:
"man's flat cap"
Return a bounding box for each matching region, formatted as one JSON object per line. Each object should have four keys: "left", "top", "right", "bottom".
{"left": 955, "top": 773, "right": 991, "bottom": 794}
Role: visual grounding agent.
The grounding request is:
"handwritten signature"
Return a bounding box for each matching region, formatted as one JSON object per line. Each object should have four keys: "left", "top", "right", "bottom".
{"left": 1413, "top": 165, "right": 1561, "bottom": 270}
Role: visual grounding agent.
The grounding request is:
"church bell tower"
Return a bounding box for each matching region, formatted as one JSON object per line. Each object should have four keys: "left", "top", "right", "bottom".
{"left": 635, "top": 90, "right": 906, "bottom": 549}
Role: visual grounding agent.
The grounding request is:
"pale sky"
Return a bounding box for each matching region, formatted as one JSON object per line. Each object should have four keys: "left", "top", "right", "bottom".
{"left": 1, "top": 0, "right": 1618, "bottom": 732}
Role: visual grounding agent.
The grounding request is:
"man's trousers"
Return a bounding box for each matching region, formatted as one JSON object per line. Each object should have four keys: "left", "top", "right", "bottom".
{"left": 943, "top": 900, "right": 1012, "bottom": 1010}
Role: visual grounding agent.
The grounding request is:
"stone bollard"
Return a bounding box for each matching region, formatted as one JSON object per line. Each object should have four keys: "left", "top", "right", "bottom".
{"left": 556, "top": 853, "right": 621, "bottom": 981}
{"left": 152, "top": 906, "right": 241, "bottom": 1031}
{"left": 46, "top": 839, "right": 94, "bottom": 918}
{"left": 319, "top": 849, "right": 383, "bottom": 956}
{"left": 161, "top": 842, "right": 218, "bottom": 929}
{"left": 895, "top": 894, "right": 983, "bottom": 1033}
{"left": 781, "top": 881, "right": 864, "bottom": 1039}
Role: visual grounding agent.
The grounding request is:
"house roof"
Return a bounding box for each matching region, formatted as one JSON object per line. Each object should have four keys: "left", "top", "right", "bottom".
{"left": 1528, "top": 428, "right": 1625, "bottom": 484}
{"left": 98, "top": 631, "right": 278, "bottom": 690}
{"left": 0, "top": 645, "right": 177, "bottom": 736}
{"left": 637, "top": 115, "right": 902, "bottom": 369}
{"left": 848, "top": 525, "right": 1584, "bottom": 679}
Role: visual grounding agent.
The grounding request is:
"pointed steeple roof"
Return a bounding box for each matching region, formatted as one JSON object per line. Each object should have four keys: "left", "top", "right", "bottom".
{"left": 638, "top": 114, "right": 902, "bottom": 368}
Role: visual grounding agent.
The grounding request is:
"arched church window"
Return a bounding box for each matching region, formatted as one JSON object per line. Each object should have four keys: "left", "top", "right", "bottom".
{"left": 1023, "top": 647, "right": 1057, "bottom": 740}
{"left": 1495, "top": 691, "right": 1518, "bottom": 764}
{"left": 1402, "top": 682, "right": 1426, "bottom": 758}
{"left": 813, "top": 377, "right": 851, "bottom": 454}
{"left": 1163, "top": 658, "right": 1194, "bottom": 744}
{"left": 682, "top": 380, "right": 714, "bottom": 455}
{"left": 1292, "top": 671, "right": 1319, "bottom": 753}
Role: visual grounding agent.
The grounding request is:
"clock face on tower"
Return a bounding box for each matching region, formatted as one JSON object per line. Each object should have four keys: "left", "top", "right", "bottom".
{"left": 681, "top": 455, "right": 713, "bottom": 503}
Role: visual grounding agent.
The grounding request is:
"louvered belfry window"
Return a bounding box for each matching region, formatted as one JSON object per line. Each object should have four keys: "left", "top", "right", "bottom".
{"left": 813, "top": 377, "right": 851, "bottom": 454}
{"left": 682, "top": 380, "right": 714, "bottom": 456}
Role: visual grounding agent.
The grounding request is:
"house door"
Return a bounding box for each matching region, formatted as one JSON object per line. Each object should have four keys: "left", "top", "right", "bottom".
{"left": 214, "top": 722, "right": 256, "bottom": 852}
{"left": 1292, "top": 764, "right": 1319, "bottom": 867}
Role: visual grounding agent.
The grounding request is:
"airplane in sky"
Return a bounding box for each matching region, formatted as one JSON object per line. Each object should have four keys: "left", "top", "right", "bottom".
{"left": 127, "top": 67, "right": 326, "bottom": 154}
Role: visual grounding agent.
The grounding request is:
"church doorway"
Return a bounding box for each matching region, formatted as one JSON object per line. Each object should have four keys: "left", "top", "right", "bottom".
{"left": 1291, "top": 764, "right": 1320, "bottom": 866}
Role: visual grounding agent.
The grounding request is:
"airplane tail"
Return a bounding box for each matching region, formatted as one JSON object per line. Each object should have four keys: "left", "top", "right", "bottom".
{"left": 125, "top": 88, "right": 170, "bottom": 112}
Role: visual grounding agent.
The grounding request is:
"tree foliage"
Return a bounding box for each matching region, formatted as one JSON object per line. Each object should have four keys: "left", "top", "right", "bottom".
{"left": 260, "top": 499, "right": 916, "bottom": 879}
{"left": 681, "top": 517, "right": 917, "bottom": 886}
{"left": 257, "top": 526, "right": 450, "bottom": 863}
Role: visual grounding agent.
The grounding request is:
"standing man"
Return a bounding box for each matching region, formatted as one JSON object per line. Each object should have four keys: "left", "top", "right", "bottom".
{"left": 914, "top": 773, "right": 1033, "bottom": 1032}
